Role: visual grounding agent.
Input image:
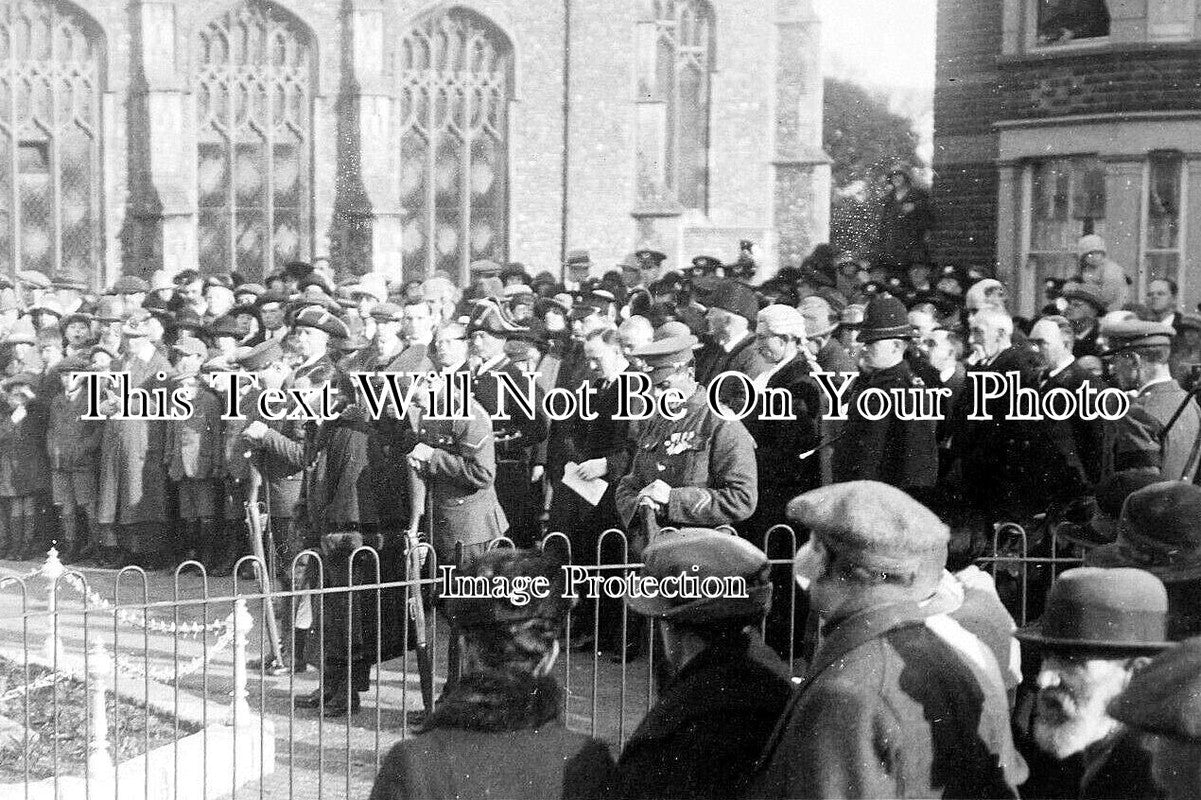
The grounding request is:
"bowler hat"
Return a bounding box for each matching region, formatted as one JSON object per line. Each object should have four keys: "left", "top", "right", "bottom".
{"left": 1015, "top": 567, "right": 1172, "bottom": 654}
{"left": 1109, "top": 636, "right": 1201, "bottom": 742}
{"left": 626, "top": 528, "right": 771, "bottom": 623}
{"left": 857, "top": 294, "right": 912, "bottom": 343}
{"left": 1087, "top": 482, "right": 1201, "bottom": 582}
{"left": 707, "top": 281, "right": 759, "bottom": 325}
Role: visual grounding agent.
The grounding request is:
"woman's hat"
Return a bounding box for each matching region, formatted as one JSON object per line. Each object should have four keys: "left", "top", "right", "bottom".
{"left": 445, "top": 549, "right": 573, "bottom": 633}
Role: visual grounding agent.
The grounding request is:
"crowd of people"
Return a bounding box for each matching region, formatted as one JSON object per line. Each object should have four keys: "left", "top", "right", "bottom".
{"left": 3, "top": 217, "right": 1201, "bottom": 796}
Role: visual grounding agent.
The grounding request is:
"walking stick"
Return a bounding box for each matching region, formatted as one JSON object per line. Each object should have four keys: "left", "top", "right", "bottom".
{"left": 244, "top": 454, "right": 286, "bottom": 669}
{"left": 406, "top": 412, "right": 436, "bottom": 713}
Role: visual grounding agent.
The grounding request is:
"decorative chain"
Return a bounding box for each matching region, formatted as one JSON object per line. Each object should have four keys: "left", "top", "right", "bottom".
{"left": 59, "top": 574, "right": 230, "bottom": 638}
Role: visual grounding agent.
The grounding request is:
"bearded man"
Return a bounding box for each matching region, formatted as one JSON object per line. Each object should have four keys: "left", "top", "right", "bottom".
{"left": 1015, "top": 567, "right": 1171, "bottom": 799}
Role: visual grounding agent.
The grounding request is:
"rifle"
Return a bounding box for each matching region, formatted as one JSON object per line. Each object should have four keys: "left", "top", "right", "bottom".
{"left": 406, "top": 409, "right": 436, "bottom": 713}
{"left": 244, "top": 454, "right": 286, "bottom": 670}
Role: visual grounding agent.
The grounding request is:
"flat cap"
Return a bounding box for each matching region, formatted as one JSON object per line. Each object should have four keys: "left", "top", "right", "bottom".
{"left": 171, "top": 336, "right": 208, "bottom": 359}
{"left": 1062, "top": 282, "right": 1108, "bottom": 313}
{"left": 1109, "top": 636, "right": 1201, "bottom": 742}
{"left": 257, "top": 290, "right": 288, "bottom": 309}
{"left": 757, "top": 304, "right": 807, "bottom": 340}
{"left": 235, "top": 283, "right": 266, "bottom": 300}
{"left": 292, "top": 306, "right": 350, "bottom": 339}
{"left": 626, "top": 528, "right": 771, "bottom": 623}
{"left": 1101, "top": 317, "right": 1175, "bottom": 352}
{"left": 207, "top": 314, "right": 241, "bottom": 339}
{"left": 787, "top": 481, "right": 950, "bottom": 575}
{"left": 111, "top": 275, "right": 149, "bottom": 296}
{"left": 370, "top": 302, "right": 405, "bottom": 323}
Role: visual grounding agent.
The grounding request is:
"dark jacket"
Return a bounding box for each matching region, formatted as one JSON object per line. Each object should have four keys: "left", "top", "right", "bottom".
{"left": 746, "top": 600, "right": 1026, "bottom": 799}
{"left": 370, "top": 673, "right": 616, "bottom": 800}
{"left": 617, "top": 633, "right": 792, "bottom": 800}
{"left": 1041, "top": 361, "right": 1106, "bottom": 485}
{"left": 953, "top": 345, "right": 1085, "bottom": 518}
{"left": 740, "top": 356, "right": 822, "bottom": 544}
{"left": 831, "top": 360, "right": 939, "bottom": 488}
{"left": 0, "top": 399, "right": 48, "bottom": 497}
{"left": 694, "top": 333, "right": 769, "bottom": 411}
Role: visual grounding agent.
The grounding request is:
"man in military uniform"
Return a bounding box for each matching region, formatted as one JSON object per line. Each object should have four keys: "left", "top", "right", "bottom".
{"left": 1103, "top": 317, "right": 1201, "bottom": 482}
{"left": 831, "top": 295, "right": 938, "bottom": 488}
{"left": 615, "top": 321, "right": 758, "bottom": 547}
{"left": 407, "top": 370, "right": 507, "bottom": 693}
{"left": 467, "top": 299, "right": 549, "bottom": 547}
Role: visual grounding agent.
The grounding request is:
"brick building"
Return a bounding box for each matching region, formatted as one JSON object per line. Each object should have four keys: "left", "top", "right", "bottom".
{"left": 934, "top": 0, "right": 1201, "bottom": 314}
{"left": 0, "top": 0, "right": 828, "bottom": 290}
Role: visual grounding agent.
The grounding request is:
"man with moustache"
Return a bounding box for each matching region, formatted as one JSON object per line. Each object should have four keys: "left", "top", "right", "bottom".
{"left": 1015, "top": 567, "right": 1171, "bottom": 799}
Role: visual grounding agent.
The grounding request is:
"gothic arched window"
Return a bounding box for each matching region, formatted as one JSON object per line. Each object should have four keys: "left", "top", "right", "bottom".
{"left": 397, "top": 8, "right": 512, "bottom": 283}
{"left": 654, "top": 0, "right": 713, "bottom": 211}
{"left": 0, "top": 0, "right": 102, "bottom": 286}
{"left": 197, "top": 1, "right": 313, "bottom": 279}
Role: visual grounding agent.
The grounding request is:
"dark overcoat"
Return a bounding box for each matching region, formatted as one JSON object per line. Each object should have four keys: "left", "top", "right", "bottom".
{"left": 616, "top": 634, "right": 792, "bottom": 800}
{"left": 831, "top": 360, "right": 938, "bottom": 488}
{"left": 745, "top": 601, "right": 1026, "bottom": 799}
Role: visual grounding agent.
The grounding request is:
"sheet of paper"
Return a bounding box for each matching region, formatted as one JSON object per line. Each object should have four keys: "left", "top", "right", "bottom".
{"left": 561, "top": 461, "right": 608, "bottom": 507}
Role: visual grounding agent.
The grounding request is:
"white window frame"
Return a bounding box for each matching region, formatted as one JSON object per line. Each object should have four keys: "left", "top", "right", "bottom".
{"left": 1021, "top": 155, "right": 1108, "bottom": 291}
{"left": 1139, "top": 151, "right": 1189, "bottom": 298}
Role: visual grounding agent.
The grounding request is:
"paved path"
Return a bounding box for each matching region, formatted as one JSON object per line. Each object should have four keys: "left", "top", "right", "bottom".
{"left": 0, "top": 556, "right": 662, "bottom": 800}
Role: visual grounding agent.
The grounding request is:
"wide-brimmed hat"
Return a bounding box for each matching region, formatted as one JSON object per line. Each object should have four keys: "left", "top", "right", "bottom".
{"left": 1015, "top": 567, "right": 1173, "bottom": 654}
{"left": 626, "top": 528, "right": 771, "bottom": 623}
{"left": 1086, "top": 482, "right": 1201, "bottom": 582}
{"left": 1109, "top": 636, "right": 1201, "bottom": 742}
{"left": 857, "top": 294, "right": 912, "bottom": 343}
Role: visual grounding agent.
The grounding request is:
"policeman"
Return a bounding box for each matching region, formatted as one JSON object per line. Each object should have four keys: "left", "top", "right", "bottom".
{"left": 1102, "top": 317, "right": 1201, "bottom": 482}
{"left": 615, "top": 321, "right": 758, "bottom": 548}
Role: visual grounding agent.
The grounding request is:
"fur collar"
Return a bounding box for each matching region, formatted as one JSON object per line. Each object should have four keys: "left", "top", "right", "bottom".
{"left": 426, "top": 672, "right": 562, "bottom": 733}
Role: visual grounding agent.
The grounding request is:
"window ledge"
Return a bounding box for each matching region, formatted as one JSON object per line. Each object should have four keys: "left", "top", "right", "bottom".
{"left": 999, "top": 38, "right": 1201, "bottom": 64}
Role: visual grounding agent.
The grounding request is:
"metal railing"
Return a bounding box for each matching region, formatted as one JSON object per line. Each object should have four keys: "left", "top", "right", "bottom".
{"left": 0, "top": 520, "right": 1060, "bottom": 799}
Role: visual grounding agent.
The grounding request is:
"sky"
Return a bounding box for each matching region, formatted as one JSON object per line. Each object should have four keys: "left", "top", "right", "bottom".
{"left": 815, "top": 0, "right": 937, "bottom": 91}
